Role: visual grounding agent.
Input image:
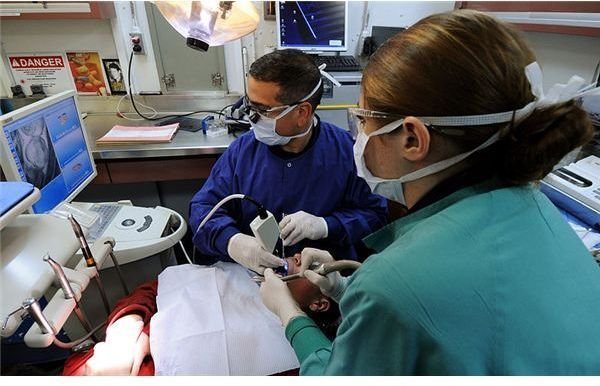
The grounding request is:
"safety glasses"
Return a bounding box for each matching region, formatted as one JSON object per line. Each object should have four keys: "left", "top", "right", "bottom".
{"left": 347, "top": 107, "right": 465, "bottom": 137}
{"left": 347, "top": 107, "right": 405, "bottom": 138}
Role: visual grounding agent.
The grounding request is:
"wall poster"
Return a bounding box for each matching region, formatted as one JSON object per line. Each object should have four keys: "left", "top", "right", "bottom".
{"left": 65, "top": 52, "right": 108, "bottom": 95}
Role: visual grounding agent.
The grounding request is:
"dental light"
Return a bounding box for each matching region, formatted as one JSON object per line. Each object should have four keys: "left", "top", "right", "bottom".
{"left": 154, "top": 1, "right": 260, "bottom": 52}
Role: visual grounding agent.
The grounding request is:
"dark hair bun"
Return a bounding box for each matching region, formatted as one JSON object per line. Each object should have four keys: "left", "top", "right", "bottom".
{"left": 498, "top": 100, "right": 594, "bottom": 185}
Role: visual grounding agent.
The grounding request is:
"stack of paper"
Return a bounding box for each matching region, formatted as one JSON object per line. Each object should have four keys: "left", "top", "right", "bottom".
{"left": 96, "top": 123, "right": 179, "bottom": 144}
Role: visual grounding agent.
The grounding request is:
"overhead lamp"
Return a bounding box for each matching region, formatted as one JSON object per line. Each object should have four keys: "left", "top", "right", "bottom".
{"left": 154, "top": 1, "right": 259, "bottom": 52}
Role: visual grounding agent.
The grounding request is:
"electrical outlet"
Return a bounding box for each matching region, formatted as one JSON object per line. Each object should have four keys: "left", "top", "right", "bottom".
{"left": 129, "top": 32, "right": 144, "bottom": 55}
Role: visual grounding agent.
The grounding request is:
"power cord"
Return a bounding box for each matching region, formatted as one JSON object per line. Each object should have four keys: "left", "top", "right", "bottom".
{"left": 125, "top": 51, "right": 225, "bottom": 121}
{"left": 191, "top": 194, "right": 269, "bottom": 263}
{"left": 194, "top": 193, "right": 268, "bottom": 236}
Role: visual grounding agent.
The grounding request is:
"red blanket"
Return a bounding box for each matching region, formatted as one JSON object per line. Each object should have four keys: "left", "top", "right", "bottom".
{"left": 62, "top": 280, "right": 158, "bottom": 376}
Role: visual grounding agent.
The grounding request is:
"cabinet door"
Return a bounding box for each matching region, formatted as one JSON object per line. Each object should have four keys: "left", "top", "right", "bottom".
{"left": 0, "top": 1, "right": 114, "bottom": 20}
{"left": 457, "top": 1, "right": 600, "bottom": 36}
{"left": 146, "top": 2, "right": 227, "bottom": 93}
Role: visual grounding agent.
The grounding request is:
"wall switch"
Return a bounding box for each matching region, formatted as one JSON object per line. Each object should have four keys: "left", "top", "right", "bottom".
{"left": 129, "top": 32, "right": 144, "bottom": 55}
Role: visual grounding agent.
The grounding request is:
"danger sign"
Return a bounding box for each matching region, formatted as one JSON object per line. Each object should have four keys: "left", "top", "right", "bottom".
{"left": 10, "top": 56, "right": 65, "bottom": 68}
{"left": 7, "top": 53, "right": 72, "bottom": 96}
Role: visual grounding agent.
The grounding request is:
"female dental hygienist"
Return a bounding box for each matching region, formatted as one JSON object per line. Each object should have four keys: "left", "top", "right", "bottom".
{"left": 260, "top": 10, "right": 600, "bottom": 375}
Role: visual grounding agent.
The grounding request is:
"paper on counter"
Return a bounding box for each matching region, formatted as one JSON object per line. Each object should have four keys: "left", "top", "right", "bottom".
{"left": 96, "top": 123, "right": 178, "bottom": 144}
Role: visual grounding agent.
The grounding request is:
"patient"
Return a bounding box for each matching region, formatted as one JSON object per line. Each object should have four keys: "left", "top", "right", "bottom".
{"left": 63, "top": 255, "right": 338, "bottom": 376}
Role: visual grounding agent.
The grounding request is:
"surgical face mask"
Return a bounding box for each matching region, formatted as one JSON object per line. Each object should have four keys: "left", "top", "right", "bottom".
{"left": 353, "top": 117, "right": 499, "bottom": 205}
{"left": 351, "top": 61, "right": 600, "bottom": 206}
{"left": 250, "top": 104, "right": 312, "bottom": 146}
{"left": 248, "top": 79, "right": 322, "bottom": 146}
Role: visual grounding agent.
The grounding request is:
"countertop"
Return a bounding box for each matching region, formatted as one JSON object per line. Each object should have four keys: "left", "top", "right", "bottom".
{"left": 83, "top": 113, "right": 239, "bottom": 160}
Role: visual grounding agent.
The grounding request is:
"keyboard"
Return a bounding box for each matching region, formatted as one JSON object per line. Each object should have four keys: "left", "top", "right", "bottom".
{"left": 86, "top": 204, "right": 123, "bottom": 243}
{"left": 313, "top": 55, "right": 361, "bottom": 72}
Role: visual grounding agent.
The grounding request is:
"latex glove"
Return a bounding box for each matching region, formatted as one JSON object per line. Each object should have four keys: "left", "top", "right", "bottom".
{"left": 85, "top": 314, "right": 148, "bottom": 376}
{"left": 301, "top": 248, "right": 348, "bottom": 303}
{"left": 227, "top": 233, "right": 284, "bottom": 274}
{"left": 279, "top": 211, "right": 328, "bottom": 246}
{"left": 260, "top": 268, "right": 306, "bottom": 327}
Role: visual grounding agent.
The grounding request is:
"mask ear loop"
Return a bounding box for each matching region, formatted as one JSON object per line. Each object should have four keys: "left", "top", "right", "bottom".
{"left": 509, "top": 109, "right": 518, "bottom": 142}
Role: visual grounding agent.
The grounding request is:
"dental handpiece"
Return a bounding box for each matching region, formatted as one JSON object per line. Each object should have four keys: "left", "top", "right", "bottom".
{"left": 44, "top": 254, "right": 75, "bottom": 299}
{"left": 67, "top": 215, "right": 111, "bottom": 314}
{"left": 67, "top": 215, "right": 95, "bottom": 267}
{"left": 43, "top": 254, "right": 96, "bottom": 336}
{"left": 22, "top": 298, "right": 56, "bottom": 335}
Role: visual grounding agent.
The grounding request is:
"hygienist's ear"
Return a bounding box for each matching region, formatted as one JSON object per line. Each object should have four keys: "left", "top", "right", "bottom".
{"left": 308, "top": 297, "right": 331, "bottom": 313}
{"left": 401, "top": 116, "right": 431, "bottom": 162}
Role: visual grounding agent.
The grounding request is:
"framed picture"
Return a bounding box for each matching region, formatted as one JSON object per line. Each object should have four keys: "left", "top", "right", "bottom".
{"left": 66, "top": 52, "right": 109, "bottom": 95}
{"left": 102, "top": 58, "right": 127, "bottom": 95}
{"left": 264, "top": 1, "right": 276, "bottom": 20}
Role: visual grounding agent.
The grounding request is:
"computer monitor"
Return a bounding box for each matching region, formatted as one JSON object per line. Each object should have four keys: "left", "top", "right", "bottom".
{"left": 276, "top": 1, "right": 348, "bottom": 52}
{"left": 0, "top": 90, "right": 96, "bottom": 214}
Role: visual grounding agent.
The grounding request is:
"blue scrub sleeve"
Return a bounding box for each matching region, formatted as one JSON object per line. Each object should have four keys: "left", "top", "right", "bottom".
{"left": 326, "top": 172, "right": 387, "bottom": 246}
{"left": 189, "top": 148, "right": 241, "bottom": 259}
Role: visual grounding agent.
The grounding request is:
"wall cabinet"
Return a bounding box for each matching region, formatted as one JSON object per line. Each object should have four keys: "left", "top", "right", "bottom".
{"left": 0, "top": 1, "right": 115, "bottom": 20}
{"left": 457, "top": 1, "right": 600, "bottom": 36}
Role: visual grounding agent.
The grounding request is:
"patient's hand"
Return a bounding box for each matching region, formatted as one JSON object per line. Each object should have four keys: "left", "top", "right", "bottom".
{"left": 84, "top": 314, "right": 150, "bottom": 376}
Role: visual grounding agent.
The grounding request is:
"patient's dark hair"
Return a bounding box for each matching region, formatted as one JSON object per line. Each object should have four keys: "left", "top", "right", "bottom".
{"left": 306, "top": 302, "right": 341, "bottom": 340}
{"left": 248, "top": 49, "right": 323, "bottom": 113}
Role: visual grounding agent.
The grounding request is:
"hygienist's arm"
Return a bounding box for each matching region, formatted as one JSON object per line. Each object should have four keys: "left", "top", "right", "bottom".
{"left": 286, "top": 276, "right": 419, "bottom": 375}
{"left": 189, "top": 146, "right": 242, "bottom": 261}
{"left": 285, "top": 316, "right": 333, "bottom": 374}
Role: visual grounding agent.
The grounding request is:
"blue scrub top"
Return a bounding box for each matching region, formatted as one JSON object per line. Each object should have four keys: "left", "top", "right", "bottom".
{"left": 189, "top": 117, "right": 388, "bottom": 262}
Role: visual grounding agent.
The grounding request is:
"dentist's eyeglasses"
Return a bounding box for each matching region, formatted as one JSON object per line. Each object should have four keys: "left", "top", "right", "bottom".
{"left": 242, "top": 95, "right": 300, "bottom": 121}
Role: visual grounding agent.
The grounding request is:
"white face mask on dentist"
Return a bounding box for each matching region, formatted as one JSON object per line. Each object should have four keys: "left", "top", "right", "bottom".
{"left": 249, "top": 79, "right": 322, "bottom": 146}
{"left": 353, "top": 62, "right": 600, "bottom": 206}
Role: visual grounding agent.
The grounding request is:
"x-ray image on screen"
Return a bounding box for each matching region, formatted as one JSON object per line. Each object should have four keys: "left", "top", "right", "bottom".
{"left": 10, "top": 117, "right": 60, "bottom": 189}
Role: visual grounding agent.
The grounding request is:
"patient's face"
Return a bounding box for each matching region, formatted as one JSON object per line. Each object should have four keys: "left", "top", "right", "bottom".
{"left": 285, "top": 254, "right": 327, "bottom": 312}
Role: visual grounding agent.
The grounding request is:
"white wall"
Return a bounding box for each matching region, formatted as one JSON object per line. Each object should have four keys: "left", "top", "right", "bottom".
{"left": 523, "top": 31, "right": 600, "bottom": 90}
{"left": 0, "top": 19, "right": 118, "bottom": 96}
{"left": 111, "top": 0, "right": 161, "bottom": 93}
{"left": 365, "top": 1, "right": 455, "bottom": 29}
{"left": 0, "top": 19, "right": 117, "bottom": 56}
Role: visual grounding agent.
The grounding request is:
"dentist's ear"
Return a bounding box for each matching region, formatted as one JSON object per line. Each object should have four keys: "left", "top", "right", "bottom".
{"left": 400, "top": 116, "right": 431, "bottom": 162}
{"left": 295, "top": 101, "right": 313, "bottom": 129}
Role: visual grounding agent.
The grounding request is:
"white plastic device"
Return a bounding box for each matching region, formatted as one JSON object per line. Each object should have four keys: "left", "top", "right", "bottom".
{"left": 544, "top": 155, "right": 600, "bottom": 212}
{"left": 250, "top": 210, "right": 280, "bottom": 253}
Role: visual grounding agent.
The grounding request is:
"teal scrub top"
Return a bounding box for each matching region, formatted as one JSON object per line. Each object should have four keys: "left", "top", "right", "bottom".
{"left": 285, "top": 183, "right": 600, "bottom": 375}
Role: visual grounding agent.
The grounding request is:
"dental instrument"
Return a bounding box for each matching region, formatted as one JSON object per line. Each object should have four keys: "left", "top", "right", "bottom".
{"left": 253, "top": 259, "right": 362, "bottom": 283}
{"left": 43, "top": 254, "right": 97, "bottom": 340}
{"left": 68, "top": 214, "right": 111, "bottom": 315}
